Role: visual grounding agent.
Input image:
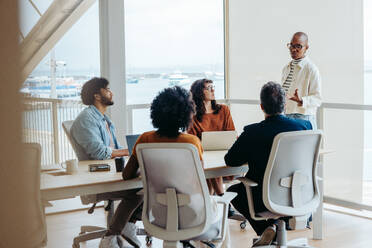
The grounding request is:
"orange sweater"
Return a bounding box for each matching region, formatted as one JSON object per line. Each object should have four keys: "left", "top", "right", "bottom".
{"left": 122, "top": 131, "right": 203, "bottom": 180}
{"left": 188, "top": 104, "right": 235, "bottom": 140}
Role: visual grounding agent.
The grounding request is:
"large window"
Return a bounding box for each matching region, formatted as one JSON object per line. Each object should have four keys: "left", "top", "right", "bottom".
{"left": 364, "top": 0, "right": 372, "bottom": 205}
{"left": 124, "top": 0, "right": 225, "bottom": 133}
{"left": 20, "top": 1, "right": 100, "bottom": 165}
{"left": 20, "top": 2, "right": 100, "bottom": 99}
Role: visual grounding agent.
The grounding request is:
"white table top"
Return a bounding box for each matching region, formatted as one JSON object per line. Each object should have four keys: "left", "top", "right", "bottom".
{"left": 40, "top": 150, "right": 248, "bottom": 201}
{"left": 40, "top": 148, "right": 332, "bottom": 201}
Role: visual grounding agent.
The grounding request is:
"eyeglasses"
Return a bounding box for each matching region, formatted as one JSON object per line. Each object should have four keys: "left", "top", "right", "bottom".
{"left": 287, "top": 43, "right": 304, "bottom": 50}
{"left": 205, "top": 85, "right": 215, "bottom": 91}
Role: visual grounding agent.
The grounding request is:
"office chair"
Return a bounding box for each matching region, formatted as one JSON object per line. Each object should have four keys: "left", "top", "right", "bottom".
{"left": 62, "top": 120, "right": 151, "bottom": 248}
{"left": 24, "top": 143, "right": 48, "bottom": 247}
{"left": 136, "top": 143, "right": 237, "bottom": 248}
{"left": 238, "top": 130, "right": 322, "bottom": 247}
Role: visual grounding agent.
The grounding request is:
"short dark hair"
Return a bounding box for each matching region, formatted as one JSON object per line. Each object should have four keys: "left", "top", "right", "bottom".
{"left": 190, "top": 78, "right": 221, "bottom": 122}
{"left": 151, "top": 86, "right": 195, "bottom": 137}
{"left": 260, "top": 82, "right": 286, "bottom": 115}
{"left": 81, "top": 77, "right": 109, "bottom": 105}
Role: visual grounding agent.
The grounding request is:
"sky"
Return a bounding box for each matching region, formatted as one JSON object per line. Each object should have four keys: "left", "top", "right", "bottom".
{"left": 19, "top": 0, "right": 100, "bottom": 75}
{"left": 124, "top": 0, "right": 224, "bottom": 72}
{"left": 20, "top": 0, "right": 224, "bottom": 76}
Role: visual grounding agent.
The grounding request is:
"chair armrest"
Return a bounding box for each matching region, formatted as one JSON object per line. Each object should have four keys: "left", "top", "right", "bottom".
{"left": 237, "top": 177, "right": 258, "bottom": 187}
{"left": 211, "top": 192, "right": 237, "bottom": 205}
{"left": 238, "top": 177, "right": 267, "bottom": 221}
{"left": 210, "top": 192, "right": 237, "bottom": 242}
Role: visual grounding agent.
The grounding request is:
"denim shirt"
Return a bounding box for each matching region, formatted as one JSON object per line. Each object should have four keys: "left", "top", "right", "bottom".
{"left": 71, "top": 105, "right": 121, "bottom": 160}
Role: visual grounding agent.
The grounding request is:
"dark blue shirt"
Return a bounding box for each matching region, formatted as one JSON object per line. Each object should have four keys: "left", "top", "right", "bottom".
{"left": 225, "top": 114, "right": 312, "bottom": 185}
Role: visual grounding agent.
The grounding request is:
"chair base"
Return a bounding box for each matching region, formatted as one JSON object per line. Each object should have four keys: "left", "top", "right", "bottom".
{"left": 229, "top": 213, "right": 247, "bottom": 229}
{"left": 79, "top": 225, "right": 105, "bottom": 234}
{"left": 73, "top": 225, "right": 151, "bottom": 248}
{"left": 164, "top": 240, "right": 183, "bottom": 248}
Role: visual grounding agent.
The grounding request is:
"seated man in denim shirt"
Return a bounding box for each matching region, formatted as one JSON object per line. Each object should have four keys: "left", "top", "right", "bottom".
{"left": 71, "top": 78, "right": 128, "bottom": 160}
{"left": 71, "top": 78, "right": 142, "bottom": 248}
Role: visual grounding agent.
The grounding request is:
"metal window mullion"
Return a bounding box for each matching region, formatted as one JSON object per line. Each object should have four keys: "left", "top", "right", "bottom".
{"left": 28, "top": 0, "right": 42, "bottom": 17}
{"left": 52, "top": 100, "right": 60, "bottom": 164}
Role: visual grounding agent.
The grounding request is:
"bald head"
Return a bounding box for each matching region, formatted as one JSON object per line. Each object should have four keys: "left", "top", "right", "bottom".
{"left": 292, "top": 32, "right": 308, "bottom": 45}
{"left": 288, "top": 32, "right": 309, "bottom": 60}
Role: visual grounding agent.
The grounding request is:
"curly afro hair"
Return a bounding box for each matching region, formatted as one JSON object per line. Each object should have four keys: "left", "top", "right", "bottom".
{"left": 151, "top": 86, "right": 195, "bottom": 137}
{"left": 190, "top": 78, "right": 221, "bottom": 122}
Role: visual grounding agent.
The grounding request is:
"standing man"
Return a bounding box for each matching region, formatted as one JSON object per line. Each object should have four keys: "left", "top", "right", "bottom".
{"left": 225, "top": 82, "right": 312, "bottom": 247}
{"left": 71, "top": 78, "right": 142, "bottom": 248}
{"left": 282, "top": 32, "right": 321, "bottom": 129}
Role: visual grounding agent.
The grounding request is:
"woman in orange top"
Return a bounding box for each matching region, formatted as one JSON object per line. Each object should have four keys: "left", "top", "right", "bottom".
{"left": 100, "top": 86, "right": 202, "bottom": 247}
{"left": 188, "top": 79, "right": 236, "bottom": 196}
{"left": 102, "top": 86, "right": 231, "bottom": 248}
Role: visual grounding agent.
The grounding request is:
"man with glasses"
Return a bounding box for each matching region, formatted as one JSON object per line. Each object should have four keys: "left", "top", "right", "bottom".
{"left": 282, "top": 32, "right": 321, "bottom": 129}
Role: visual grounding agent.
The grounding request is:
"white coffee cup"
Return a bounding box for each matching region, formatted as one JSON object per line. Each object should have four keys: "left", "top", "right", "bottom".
{"left": 62, "top": 159, "right": 79, "bottom": 174}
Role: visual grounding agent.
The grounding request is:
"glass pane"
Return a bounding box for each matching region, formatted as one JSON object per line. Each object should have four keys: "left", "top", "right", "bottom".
{"left": 19, "top": 0, "right": 54, "bottom": 38}
{"left": 21, "top": 2, "right": 100, "bottom": 165}
{"left": 21, "top": 1, "right": 100, "bottom": 99}
{"left": 124, "top": 0, "right": 225, "bottom": 107}
{"left": 322, "top": 109, "right": 372, "bottom": 205}
{"left": 230, "top": 104, "right": 263, "bottom": 134}
{"left": 364, "top": 0, "right": 372, "bottom": 206}
{"left": 132, "top": 108, "right": 152, "bottom": 134}
{"left": 365, "top": 0, "right": 372, "bottom": 82}
{"left": 364, "top": 110, "right": 372, "bottom": 205}
{"left": 365, "top": 0, "right": 372, "bottom": 104}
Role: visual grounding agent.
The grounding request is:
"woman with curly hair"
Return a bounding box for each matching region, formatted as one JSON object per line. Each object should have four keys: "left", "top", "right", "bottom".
{"left": 188, "top": 79, "right": 235, "bottom": 196}
{"left": 100, "top": 86, "right": 202, "bottom": 247}
{"left": 101, "top": 86, "right": 231, "bottom": 248}
{"left": 124, "top": 86, "right": 202, "bottom": 166}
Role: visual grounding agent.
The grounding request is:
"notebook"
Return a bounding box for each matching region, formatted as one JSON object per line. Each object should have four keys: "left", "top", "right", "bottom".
{"left": 201, "top": 130, "right": 237, "bottom": 151}
{"left": 126, "top": 134, "right": 140, "bottom": 156}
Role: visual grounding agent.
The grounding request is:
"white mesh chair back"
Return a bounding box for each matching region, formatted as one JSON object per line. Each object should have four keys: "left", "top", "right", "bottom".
{"left": 23, "top": 143, "right": 47, "bottom": 247}
{"left": 62, "top": 120, "right": 89, "bottom": 161}
{"left": 136, "top": 143, "right": 213, "bottom": 241}
{"left": 62, "top": 120, "right": 95, "bottom": 205}
{"left": 262, "top": 130, "right": 322, "bottom": 217}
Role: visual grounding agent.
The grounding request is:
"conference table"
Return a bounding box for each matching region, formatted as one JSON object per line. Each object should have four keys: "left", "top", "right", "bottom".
{"left": 40, "top": 150, "right": 248, "bottom": 201}
{"left": 41, "top": 149, "right": 332, "bottom": 240}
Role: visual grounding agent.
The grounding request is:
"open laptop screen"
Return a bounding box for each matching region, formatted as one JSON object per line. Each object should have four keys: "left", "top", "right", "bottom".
{"left": 201, "top": 131, "right": 237, "bottom": 151}
{"left": 125, "top": 134, "right": 140, "bottom": 156}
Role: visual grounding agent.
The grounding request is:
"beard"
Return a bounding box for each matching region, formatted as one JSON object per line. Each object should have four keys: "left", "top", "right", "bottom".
{"left": 100, "top": 95, "right": 114, "bottom": 106}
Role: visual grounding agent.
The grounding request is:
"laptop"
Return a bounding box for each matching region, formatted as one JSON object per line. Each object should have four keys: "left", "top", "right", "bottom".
{"left": 125, "top": 134, "right": 140, "bottom": 156}
{"left": 201, "top": 130, "right": 237, "bottom": 151}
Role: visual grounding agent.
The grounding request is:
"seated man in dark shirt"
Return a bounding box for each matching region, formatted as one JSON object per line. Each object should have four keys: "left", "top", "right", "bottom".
{"left": 225, "top": 82, "right": 312, "bottom": 247}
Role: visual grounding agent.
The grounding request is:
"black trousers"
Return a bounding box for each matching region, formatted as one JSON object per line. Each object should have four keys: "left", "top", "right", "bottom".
{"left": 227, "top": 182, "right": 275, "bottom": 236}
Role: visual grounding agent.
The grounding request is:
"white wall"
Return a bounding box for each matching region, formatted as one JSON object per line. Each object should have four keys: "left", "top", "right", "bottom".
{"left": 228, "top": 0, "right": 364, "bottom": 202}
